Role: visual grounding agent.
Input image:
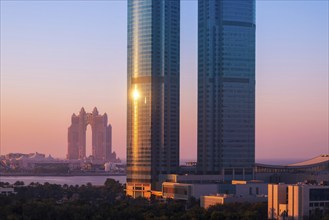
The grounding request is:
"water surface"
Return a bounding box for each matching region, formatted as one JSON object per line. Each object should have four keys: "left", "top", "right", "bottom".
{"left": 0, "top": 175, "right": 126, "bottom": 186}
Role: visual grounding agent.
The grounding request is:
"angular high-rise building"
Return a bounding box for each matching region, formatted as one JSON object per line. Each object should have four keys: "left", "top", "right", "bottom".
{"left": 197, "top": 0, "right": 256, "bottom": 175}
{"left": 126, "top": 0, "right": 180, "bottom": 198}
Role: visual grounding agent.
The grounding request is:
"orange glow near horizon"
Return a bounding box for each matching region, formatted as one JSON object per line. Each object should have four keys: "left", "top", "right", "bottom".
{"left": 0, "top": 1, "right": 328, "bottom": 161}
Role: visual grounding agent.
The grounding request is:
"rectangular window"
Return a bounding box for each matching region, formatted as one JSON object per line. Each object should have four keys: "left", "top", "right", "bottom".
{"left": 310, "top": 189, "right": 329, "bottom": 201}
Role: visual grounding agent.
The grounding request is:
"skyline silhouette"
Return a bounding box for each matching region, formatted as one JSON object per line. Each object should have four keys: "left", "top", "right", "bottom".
{"left": 1, "top": 0, "right": 328, "bottom": 160}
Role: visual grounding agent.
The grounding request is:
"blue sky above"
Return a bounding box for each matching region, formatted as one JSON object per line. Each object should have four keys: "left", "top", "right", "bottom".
{"left": 1, "top": 0, "right": 328, "bottom": 161}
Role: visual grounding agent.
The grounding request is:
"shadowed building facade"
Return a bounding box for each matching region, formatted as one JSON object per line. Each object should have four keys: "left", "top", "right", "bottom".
{"left": 67, "top": 107, "right": 113, "bottom": 162}
{"left": 197, "top": 0, "right": 256, "bottom": 175}
{"left": 126, "top": 0, "right": 180, "bottom": 197}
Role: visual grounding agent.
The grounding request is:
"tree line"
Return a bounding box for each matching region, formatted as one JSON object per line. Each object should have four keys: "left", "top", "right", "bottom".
{"left": 0, "top": 180, "right": 327, "bottom": 220}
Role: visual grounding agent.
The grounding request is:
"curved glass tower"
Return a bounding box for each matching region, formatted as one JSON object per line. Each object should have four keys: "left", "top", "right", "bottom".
{"left": 126, "top": 0, "right": 180, "bottom": 198}
{"left": 197, "top": 0, "right": 256, "bottom": 176}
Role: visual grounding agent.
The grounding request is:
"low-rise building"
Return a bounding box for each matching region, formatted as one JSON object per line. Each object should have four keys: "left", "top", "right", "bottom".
{"left": 201, "top": 194, "right": 267, "bottom": 209}
{"left": 162, "top": 180, "right": 268, "bottom": 201}
{"left": 162, "top": 182, "right": 218, "bottom": 200}
{"left": 268, "top": 183, "right": 329, "bottom": 220}
{"left": 0, "top": 187, "right": 16, "bottom": 196}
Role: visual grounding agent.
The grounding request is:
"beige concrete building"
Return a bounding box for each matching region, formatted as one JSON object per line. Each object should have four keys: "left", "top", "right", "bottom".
{"left": 268, "top": 183, "right": 289, "bottom": 219}
{"left": 232, "top": 180, "right": 267, "bottom": 196}
{"left": 200, "top": 180, "right": 268, "bottom": 208}
{"left": 201, "top": 194, "right": 267, "bottom": 209}
{"left": 162, "top": 180, "right": 268, "bottom": 202}
{"left": 162, "top": 182, "right": 218, "bottom": 200}
{"left": 268, "top": 183, "right": 329, "bottom": 220}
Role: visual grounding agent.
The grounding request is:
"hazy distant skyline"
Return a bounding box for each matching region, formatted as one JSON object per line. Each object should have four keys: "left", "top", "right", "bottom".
{"left": 1, "top": 1, "right": 328, "bottom": 161}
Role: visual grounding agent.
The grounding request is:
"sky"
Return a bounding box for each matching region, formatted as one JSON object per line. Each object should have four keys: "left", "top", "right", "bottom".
{"left": 0, "top": 0, "right": 328, "bottom": 162}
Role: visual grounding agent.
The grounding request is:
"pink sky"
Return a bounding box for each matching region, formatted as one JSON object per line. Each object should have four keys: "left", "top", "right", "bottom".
{"left": 1, "top": 1, "right": 328, "bottom": 161}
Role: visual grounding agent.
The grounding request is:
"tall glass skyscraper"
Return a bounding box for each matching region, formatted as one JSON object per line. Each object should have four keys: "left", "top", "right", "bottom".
{"left": 126, "top": 0, "right": 180, "bottom": 198}
{"left": 197, "top": 0, "right": 255, "bottom": 175}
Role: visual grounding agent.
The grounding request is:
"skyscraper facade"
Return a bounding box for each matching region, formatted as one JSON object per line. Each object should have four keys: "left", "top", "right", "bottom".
{"left": 126, "top": 0, "right": 180, "bottom": 197}
{"left": 197, "top": 0, "right": 256, "bottom": 175}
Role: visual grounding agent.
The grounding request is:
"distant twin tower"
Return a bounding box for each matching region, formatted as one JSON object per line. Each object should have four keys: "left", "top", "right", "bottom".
{"left": 67, "top": 107, "right": 115, "bottom": 161}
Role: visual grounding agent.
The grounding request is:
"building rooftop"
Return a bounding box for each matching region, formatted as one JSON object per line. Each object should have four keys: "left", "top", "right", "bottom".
{"left": 287, "top": 155, "right": 329, "bottom": 167}
{"left": 256, "top": 155, "right": 329, "bottom": 168}
{"left": 255, "top": 155, "right": 329, "bottom": 174}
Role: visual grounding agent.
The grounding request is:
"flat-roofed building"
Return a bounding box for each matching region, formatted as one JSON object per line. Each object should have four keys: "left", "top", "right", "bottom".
{"left": 201, "top": 194, "right": 267, "bottom": 209}
{"left": 0, "top": 187, "right": 16, "bottom": 196}
{"left": 162, "top": 182, "right": 218, "bottom": 200}
{"left": 268, "top": 183, "right": 329, "bottom": 220}
{"left": 162, "top": 179, "right": 267, "bottom": 201}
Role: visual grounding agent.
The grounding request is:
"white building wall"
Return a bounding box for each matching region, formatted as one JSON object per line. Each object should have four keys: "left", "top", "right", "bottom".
{"left": 235, "top": 183, "right": 267, "bottom": 196}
